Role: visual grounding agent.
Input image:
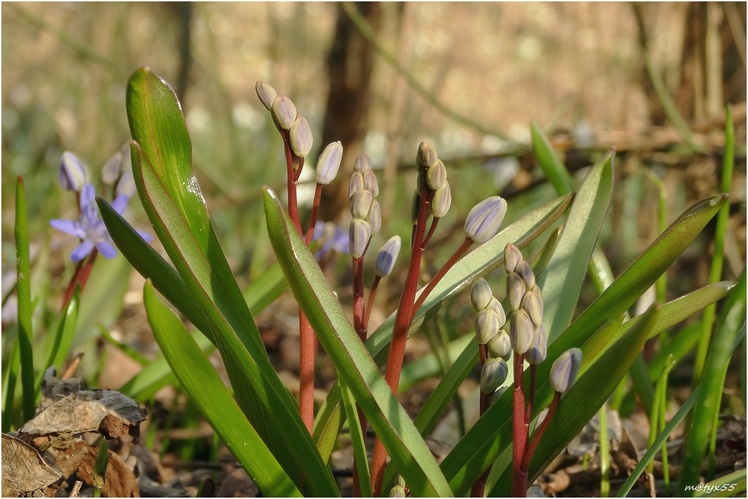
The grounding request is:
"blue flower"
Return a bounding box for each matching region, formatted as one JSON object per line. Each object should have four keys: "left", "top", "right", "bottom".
{"left": 50, "top": 183, "right": 151, "bottom": 262}
{"left": 311, "top": 221, "right": 350, "bottom": 259}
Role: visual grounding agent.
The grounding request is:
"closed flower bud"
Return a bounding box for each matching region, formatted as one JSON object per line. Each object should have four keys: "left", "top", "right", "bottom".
{"left": 521, "top": 287, "right": 544, "bottom": 327}
{"left": 349, "top": 171, "right": 365, "bottom": 198}
{"left": 417, "top": 141, "right": 438, "bottom": 169}
{"left": 510, "top": 309, "right": 535, "bottom": 354}
{"left": 101, "top": 151, "right": 123, "bottom": 185}
{"left": 289, "top": 116, "right": 313, "bottom": 157}
{"left": 487, "top": 331, "right": 512, "bottom": 360}
{"left": 115, "top": 169, "right": 136, "bottom": 198}
{"left": 516, "top": 260, "right": 536, "bottom": 290}
{"left": 431, "top": 182, "right": 452, "bottom": 218}
{"left": 349, "top": 219, "right": 371, "bottom": 259}
{"left": 504, "top": 243, "right": 523, "bottom": 274}
{"left": 367, "top": 199, "right": 382, "bottom": 235}
{"left": 486, "top": 297, "right": 507, "bottom": 326}
{"left": 315, "top": 141, "right": 343, "bottom": 185}
{"left": 475, "top": 308, "right": 502, "bottom": 344}
{"left": 481, "top": 358, "right": 508, "bottom": 394}
{"left": 550, "top": 348, "right": 582, "bottom": 393}
{"left": 526, "top": 324, "right": 547, "bottom": 365}
{"left": 389, "top": 485, "right": 406, "bottom": 498}
{"left": 426, "top": 159, "right": 447, "bottom": 190}
{"left": 353, "top": 154, "right": 372, "bottom": 172}
{"left": 470, "top": 278, "right": 493, "bottom": 311}
{"left": 375, "top": 235, "right": 402, "bottom": 277}
{"left": 350, "top": 189, "right": 373, "bottom": 220}
{"left": 507, "top": 272, "right": 526, "bottom": 312}
{"left": 464, "top": 196, "right": 508, "bottom": 244}
{"left": 255, "top": 81, "right": 278, "bottom": 110}
{"left": 59, "top": 151, "right": 86, "bottom": 191}
{"left": 271, "top": 95, "right": 297, "bottom": 130}
{"left": 363, "top": 170, "right": 379, "bottom": 197}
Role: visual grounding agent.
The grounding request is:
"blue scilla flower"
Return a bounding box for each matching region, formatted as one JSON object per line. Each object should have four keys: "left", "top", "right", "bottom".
{"left": 50, "top": 183, "right": 151, "bottom": 262}
{"left": 311, "top": 221, "right": 350, "bottom": 260}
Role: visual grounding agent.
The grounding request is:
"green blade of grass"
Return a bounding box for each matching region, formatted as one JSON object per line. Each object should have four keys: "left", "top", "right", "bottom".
{"left": 143, "top": 281, "right": 302, "bottom": 498}
{"left": 339, "top": 378, "right": 372, "bottom": 497}
{"left": 15, "top": 176, "right": 35, "bottom": 422}
{"left": 264, "top": 187, "right": 452, "bottom": 497}
{"left": 34, "top": 290, "right": 80, "bottom": 393}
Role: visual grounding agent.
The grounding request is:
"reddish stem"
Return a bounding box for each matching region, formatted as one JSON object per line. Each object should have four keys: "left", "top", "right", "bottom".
{"left": 512, "top": 352, "right": 528, "bottom": 497}
{"left": 61, "top": 250, "right": 98, "bottom": 310}
{"left": 421, "top": 217, "right": 439, "bottom": 249}
{"left": 299, "top": 313, "right": 315, "bottom": 434}
{"left": 413, "top": 238, "right": 473, "bottom": 313}
{"left": 471, "top": 343, "right": 490, "bottom": 497}
{"left": 370, "top": 188, "right": 431, "bottom": 495}
{"left": 304, "top": 184, "right": 324, "bottom": 245}
{"left": 525, "top": 365, "right": 537, "bottom": 425}
{"left": 521, "top": 392, "right": 561, "bottom": 473}
{"left": 282, "top": 132, "right": 302, "bottom": 234}
{"left": 353, "top": 257, "right": 366, "bottom": 340}
{"left": 363, "top": 276, "right": 381, "bottom": 331}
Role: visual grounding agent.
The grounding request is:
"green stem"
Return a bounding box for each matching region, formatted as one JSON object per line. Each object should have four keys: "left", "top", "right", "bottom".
{"left": 599, "top": 401, "right": 610, "bottom": 497}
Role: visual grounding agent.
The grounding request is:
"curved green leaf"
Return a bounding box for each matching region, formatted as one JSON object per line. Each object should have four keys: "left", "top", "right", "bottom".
{"left": 537, "top": 149, "right": 615, "bottom": 341}
{"left": 264, "top": 187, "right": 452, "bottom": 497}
{"left": 531, "top": 122, "right": 575, "bottom": 193}
{"left": 143, "top": 281, "right": 301, "bottom": 498}
{"left": 35, "top": 290, "right": 79, "bottom": 393}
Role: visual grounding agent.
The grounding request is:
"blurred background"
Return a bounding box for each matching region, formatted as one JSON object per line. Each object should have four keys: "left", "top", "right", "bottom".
{"left": 2, "top": 2, "right": 746, "bottom": 490}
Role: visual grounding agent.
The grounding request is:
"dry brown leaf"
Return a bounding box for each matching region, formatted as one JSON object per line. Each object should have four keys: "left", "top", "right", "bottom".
{"left": 2, "top": 433, "right": 63, "bottom": 497}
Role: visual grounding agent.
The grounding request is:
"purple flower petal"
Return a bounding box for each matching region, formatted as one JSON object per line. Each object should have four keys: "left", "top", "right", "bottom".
{"left": 136, "top": 230, "right": 153, "bottom": 242}
{"left": 111, "top": 194, "right": 130, "bottom": 215}
{"left": 50, "top": 219, "right": 85, "bottom": 239}
{"left": 79, "top": 184, "right": 95, "bottom": 209}
{"left": 95, "top": 241, "right": 118, "bottom": 259}
{"left": 71, "top": 240, "right": 94, "bottom": 262}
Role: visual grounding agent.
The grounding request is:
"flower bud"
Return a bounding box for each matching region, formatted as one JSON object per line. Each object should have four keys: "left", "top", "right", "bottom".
{"left": 486, "top": 297, "right": 507, "bottom": 327}
{"left": 315, "top": 141, "right": 343, "bottom": 185}
{"left": 389, "top": 485, "right": 406, "bottom": 498}
{"left": 349, "top": 171, "right": 365, "bottom": 198}
{"left": 475, "top": 308, "right": 502, "bottom": 344}
{"left": 271, "top": 95, "right": 297, "bottom": 130}
{"left": 426, "top": 159, "right": 447, "bottom": 190}
{"left": 510, "top": 309, "right": 534, "bottom": 354}
{"left": 349, "top": 219, "right": 371, "bottom": 259}
{"left": 101, "top": 150, "right": 123, "bottom": 185}
{"left": 375, "top": 235, "right": 401, "bottom": 277}
{"left": 481, "top": 358, "right": 508, "bottom": 394}
{"left": 526, "top": 324, "right": 547, "bottom": 365}
{"left": 367, "top": 199, "right": 382, "bottom": 235}
{"left": 507, "top": 272, "right": 526, "bottom": 312}
{"left": 289, "top": 116, "right": 313, "bottom": 158}
{"left": 431, "top": 182, "right": 452, "bottom": 218}
{"left": 363, "top": 170, "right": 379, "bottom": 197}
{"left": 470, "top": 278, "right": 493, "bottom": 311}
{"left": 487, "top": 331, "right": 512, "bottom": 360}
{"left": 350, "top": 189, "right": 373, "bottom": 220}
{"left": 59, "top": 151, "right": 86, "bottom": 191}
{"left": 504, "top": 243, "right": 522, "bottom": 274}
{"left": 516, "top": 260, "right": 536, "bottom": 290}
{"left": 416, "top": 141, "right": 438, "bottom": 169}
{"left": 521, "top": 287, "right": 544, "bottom": 327}
{"left": 255, "top": 81, "right": 278, "bottom": 111}
{"left": 115, "top": 168, "right": 136, "bottom": 198}
{"left": 464, "top": 196, "right": 508, "bottom": 244}
{"left": 550, "top": 348, "right": 582, "bottom": 393}
{"left": 353, "top": 154, "right": 372, "bottom": 172}
{"left": 410, "top": 190, "right": 422, "bottom": 224}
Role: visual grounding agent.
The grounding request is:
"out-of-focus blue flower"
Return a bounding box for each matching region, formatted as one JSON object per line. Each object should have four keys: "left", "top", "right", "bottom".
{"left": 311, "top": 221, "right": 350, "bottom": 260}
{"left": 50, "top": 183, "right": 151, "bottom": 262}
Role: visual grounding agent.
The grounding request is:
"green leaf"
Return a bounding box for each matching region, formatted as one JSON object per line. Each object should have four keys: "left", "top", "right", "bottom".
{"left": 15, "top": 176, "right": 35, "bottom": 422}
{"left": 537, "top": 149, "right": 615, "bottom": 342}
{"left": 143, "top": 282, "right": 302, "bottom": 498}
{"left": 339, "top": 378, "right": 372, "bottom": 497}
{"left": 35, "top": 290, "right": 79, "bottom": 393}
{"left": 531, "top": 122, "right": 575, "bottom": 193}
{"left": 264, "top": 187, "right": 452, "bottom": 497}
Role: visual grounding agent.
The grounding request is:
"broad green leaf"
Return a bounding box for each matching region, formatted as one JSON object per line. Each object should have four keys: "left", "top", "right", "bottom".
{"left": 537, "top": 149, "right": 615, "bottom": 341}
{"left": 530, "top": 122, "right": 574, "bottom": 193}
{"left": 313, "top": 194, "right": 573, "bottom": 460}
{"left": 143, "top": 282, "right": 301, "bottom": 497}
{"left": 120, "top": 67, "right": 337, "bottom": 495}
{"left": 35, "top": 290, "right": 79, "bottom": 393}
{"left": 15, "top": 177, "right": 35, "bottom": 422}
{"left": 679, "top": 269, "right": 746, "bottom": 495}
{"left": 264, "top": 187, "right": 452, "bottom": 497}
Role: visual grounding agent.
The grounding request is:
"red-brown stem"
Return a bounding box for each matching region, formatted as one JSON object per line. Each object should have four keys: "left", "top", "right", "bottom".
{"left": 61, "top": 250, "right": 98, "bottom": 310}
{"left": 471, "top": 343, "right": 490, "bottom": 497}
{"left": 370, "top": 188, "right": 431, "bottom": 496}
{"left": 521, "top": 392, "right": 560, "bottom": 473}
{"left": 351, "top": 255, "right": 368, "bottom": 497}
{"left": 293, "top": 156, "right": 305, "bottom": 182}
{"left": 282, "top": 133, "right": 302, "bottom": 234}
{"left": 304, "top": 184, "right": 324, "bottom": 245}
{"left": 299, "top": 313, "right": 315, "bottom": 433}
{"left": 525, "top": 365, "right": 537, "bottom": 425}
{"left": 413, "top": 238, "right": 473, "bottom": 313}
{"left": 421, "top": 217, "right": 439, "bottom": 249}
{"left": 512, "top": 352, "right": 528, "bottom": 497}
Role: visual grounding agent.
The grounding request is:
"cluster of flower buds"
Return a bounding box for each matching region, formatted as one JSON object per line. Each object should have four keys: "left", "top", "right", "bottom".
{"left": 348, "top": 154, "right": 382, "bottom": 259}
{"left": 504, "top": 243, "right": 545, "bottom": 362}
{"left": 470, "top": 278, "right": 510, "bottom": 394}
{"left": 414, "top": 142, "right": 452, "bottom": 221}
{"left": 256, "top": 81, "right": 313, "bottom": 158}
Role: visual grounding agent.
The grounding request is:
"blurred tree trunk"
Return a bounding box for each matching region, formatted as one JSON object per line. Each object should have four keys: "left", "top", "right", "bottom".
{"left": 318, "top": 2, "right": 384, "bottom": 222}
